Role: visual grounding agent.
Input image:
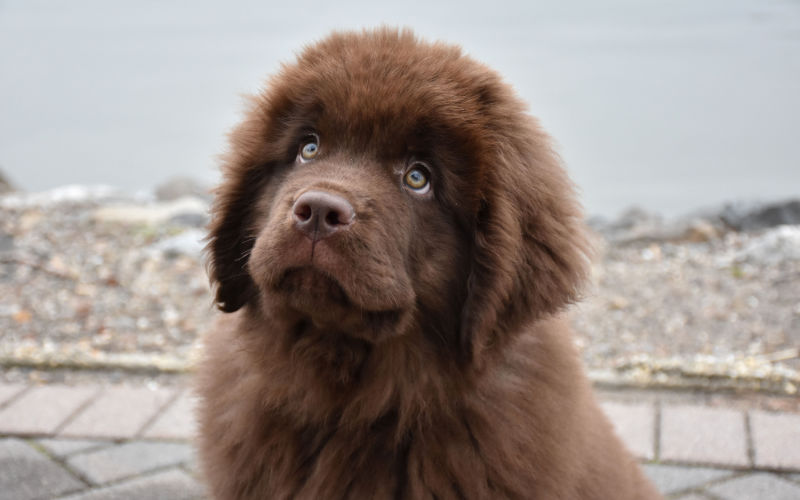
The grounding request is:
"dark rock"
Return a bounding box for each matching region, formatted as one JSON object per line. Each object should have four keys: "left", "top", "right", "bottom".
{"left": 592, "top": 199, "right": 800, "bottom": 244}
{"left": 719, "top": 200, "right": 800, "bottom": 232}
{"left": 0, "top": 168, "right": 16, "bottom": 194}
{"left": 168, "top": 212, "right": 209, "bottom": 228}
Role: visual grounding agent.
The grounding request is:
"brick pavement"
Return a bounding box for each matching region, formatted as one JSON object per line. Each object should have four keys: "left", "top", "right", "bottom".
{"left": 0, "top": 381, "right": 799, "bottom": 499}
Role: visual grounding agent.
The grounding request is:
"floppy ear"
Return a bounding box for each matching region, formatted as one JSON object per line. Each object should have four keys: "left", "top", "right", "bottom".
{"left": 459, "top": 119, "right": 590, "bottom": 366}
{"left": 206, "top": 101, "right": 277, "bottom": 313}
{"left": 206, "top": 62, "right": 313, "bottom": 312}
{"left": 207, "top": 169, "right": 261, "bottom": 313}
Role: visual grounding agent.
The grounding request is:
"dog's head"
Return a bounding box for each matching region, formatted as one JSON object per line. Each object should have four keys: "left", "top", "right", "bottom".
{"left": 208, "top": 29, "right": 589, "bottom": 365}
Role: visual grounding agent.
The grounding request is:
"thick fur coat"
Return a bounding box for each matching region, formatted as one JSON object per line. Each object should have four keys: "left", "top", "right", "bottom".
{"left": 197, "top": 28, "right": 662, "bottom": 499}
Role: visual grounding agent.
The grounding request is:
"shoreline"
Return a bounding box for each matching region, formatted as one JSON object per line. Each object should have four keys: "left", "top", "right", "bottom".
{"left": 1, "top": 183, "right": 798, "bottom": 394}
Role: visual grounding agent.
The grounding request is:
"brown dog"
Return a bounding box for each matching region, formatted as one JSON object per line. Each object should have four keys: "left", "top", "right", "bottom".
{"left": 197, "top": 28, "right": 661, "bottom": 499}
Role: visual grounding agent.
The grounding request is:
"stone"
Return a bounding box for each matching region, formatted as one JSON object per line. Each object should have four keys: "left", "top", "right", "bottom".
{"left": 708, "top": 472, "right": 800, "bottom": 500}
{"left": 37, "top": 439, "right": 110, "bottom": 458}
{"left": 735, "top": 225, "right": 800, "bottom": 264}
{"left": 719, "top": 199, "right": 800, "bottom": 231}
{"left": 608, "top": 296, "right": 630, "bottom": 311}
{"left": 91, "top": 197, "right": 208, "bottom": 226}
{"left": 642, "top": 464, "right": 734, "bottom": 495}
{"left": 0, "top": 385, "right": 100, "bottom": 435}
{"left": 750, "top": 410, "right": 800, "bottom": 470}
{"left": 0, "top": 438, "right": 85, "bottom": 500}
{"left": 66, "top": 441, "right": 194, "bottom": 485}
{"left": 167, "top": 212, "right": 209, "bottom": 228}
{"left": 683, "top": 219, "right": 718, "bottom": 242}
{"left": 660, "top": 405, "right": 749, "bottom": 467}
{"left": 0, "top": 185, "right": 120, "bottom": 209}
{"left": 155, "top": 176, "right": 211, "bottom": 202}
{"left": 57, "top": 469, "right": 205, "bottom": 500}
{"left": 141, "top": 391, "right": 198, "bottom": 440}
{"left": 59, "top": 386, "right": 176, "bottom": 439}
{"left": 592, "top": 207, "right": 665, "bottom": 243}
{"left": 0, "top": 383, "right": 26, "bottom": 407}
{"left": 148, "top": 229, "right": 206, "bottom": 258}
{"left": 0, "top": 168, "right": 15, "bottom": 193}
{"left": 601, "top": 400, "right": 655, "bottom": 460}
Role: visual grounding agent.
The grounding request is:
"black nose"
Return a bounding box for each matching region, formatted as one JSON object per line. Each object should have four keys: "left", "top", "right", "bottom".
{"left": 292, "top": 190, "right": 355, "bottom": 240}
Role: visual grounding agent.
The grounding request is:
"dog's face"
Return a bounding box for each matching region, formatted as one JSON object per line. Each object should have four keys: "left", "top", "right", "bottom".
{"left": 208, "top": 29, "right": 588, "bottom": 364}
{"left": 245, "top": 115, "right": 472, "bottom": 342}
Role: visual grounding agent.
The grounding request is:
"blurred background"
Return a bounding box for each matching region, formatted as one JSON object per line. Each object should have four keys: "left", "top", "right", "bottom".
{"left": 1, "top": 0, "right": 799, "bottom": 217}
{"left": 1, "top": 7, "right": 799, "bottom": 495}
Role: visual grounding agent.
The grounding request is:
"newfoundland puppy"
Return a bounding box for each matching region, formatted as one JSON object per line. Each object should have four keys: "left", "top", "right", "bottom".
{"left": 197, "top": 28, "right": 661, "bottom": 499}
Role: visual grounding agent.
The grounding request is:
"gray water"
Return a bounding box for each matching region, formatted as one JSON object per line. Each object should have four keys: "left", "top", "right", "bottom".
{"left": 1, "top": 0, "right": 799, "bottom": 217}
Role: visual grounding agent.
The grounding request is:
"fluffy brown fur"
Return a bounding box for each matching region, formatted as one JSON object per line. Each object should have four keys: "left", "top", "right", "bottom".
{"left": 197, "top": 28, "right": 662, "bottom": 499}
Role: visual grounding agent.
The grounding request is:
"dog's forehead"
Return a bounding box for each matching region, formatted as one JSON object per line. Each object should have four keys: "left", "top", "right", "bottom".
{"left": 278, "top": 32, "right": 500, "bottom": 156}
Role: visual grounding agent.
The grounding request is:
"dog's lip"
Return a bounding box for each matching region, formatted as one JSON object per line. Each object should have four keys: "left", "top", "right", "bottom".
{"left": 274, "top": 265, "right": 406, "bottom": 314}
{"left": 274, "top": 266, "right": 347, "bottom": 303}
{"left": 256, "top": 226, "right": 417, "bottom": 313}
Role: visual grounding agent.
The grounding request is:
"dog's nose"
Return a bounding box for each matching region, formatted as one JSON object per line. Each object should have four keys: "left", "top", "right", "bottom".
{"left": 292, "top": 190, "right": 355, "bottom": 240}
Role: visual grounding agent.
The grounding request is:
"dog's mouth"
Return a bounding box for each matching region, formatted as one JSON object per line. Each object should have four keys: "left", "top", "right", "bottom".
{"left": 278, "top": 267, "right": 349, "bottom": 309}
{"left": 274, "top": 267, "right": 405, "bottom": 336}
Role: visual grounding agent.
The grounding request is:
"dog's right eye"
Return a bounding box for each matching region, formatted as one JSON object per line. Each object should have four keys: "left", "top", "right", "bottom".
{"left": 403, "top": 162, "right": 432, "bottom": 195}
{"left": 298, "top": 135, "right": 320, "bottom": 162}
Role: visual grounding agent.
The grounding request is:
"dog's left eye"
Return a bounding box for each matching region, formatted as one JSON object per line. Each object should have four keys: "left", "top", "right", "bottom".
{"left": 298, "top": 135, "right": 320, "bottom": 162}
{"left": 403, "top": 163, "right": 431, "bottom": 195}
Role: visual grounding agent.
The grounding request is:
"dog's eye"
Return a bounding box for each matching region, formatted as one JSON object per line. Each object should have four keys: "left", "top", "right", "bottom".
{"left": 403, "top": 163, "right": 431, "bottom": 194}
{"left": 298, "top": 135, "right": 320, "bottom": 162}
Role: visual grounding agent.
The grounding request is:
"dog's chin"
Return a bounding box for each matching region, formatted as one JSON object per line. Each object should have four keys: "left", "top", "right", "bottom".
{"left": 270, "top": 267, "right": 408, "bottom": 340}
{"left": 278, "top": 267, "right": 349, "bottom": 314}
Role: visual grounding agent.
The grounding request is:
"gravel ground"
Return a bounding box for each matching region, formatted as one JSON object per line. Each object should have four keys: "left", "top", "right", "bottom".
{"left": 1, "top": 187, "right": 798, "bottom": 393}
{"left": 0, "top": 187, "right": 212, "bottom": 373}
{"left": 576, "top": 228, "right": 800, "bottom": 393}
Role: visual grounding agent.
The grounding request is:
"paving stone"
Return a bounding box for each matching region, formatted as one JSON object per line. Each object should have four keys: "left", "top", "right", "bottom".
{"left": 141, "top": 390, "right": 198, "bottom": 440}
{"left": 0, "top": 383, "right": 27, "bottom": 407}
{"left": 0, "top": 385, "right": 99, "bottom": 435}
{"left": 0, "top": 438, "right": 85, "bottom": 500}
{"left": 66, "top": 441, "right": 194, "bottom": 485}
{"left": 642, "top": 463, "right": 735, "bottom": 495}
{"left": 56, "top": 469, "right": 206, "bottom": 500}
{"left": 601, "top": 400, "right": 655, "bottom": 460}
{"left": 660, "top": 405, "right": 749, "bottom": 467}
{"left": 750, "top": 410, "right": 800, "bottom": 470}
{"left": 38, "top": 438, "right": 112, "bottom": 458}
{"left": 708, "top": 472, "right": 800, "bottom": 500}
{"left": 59, "top": 386, "right": 177, "bottom": 439}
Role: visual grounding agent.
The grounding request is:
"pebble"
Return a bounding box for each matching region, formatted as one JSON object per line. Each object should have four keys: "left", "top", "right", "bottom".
{"left": 92, "top": 196, "right": 208, "bottom": 225}
{"left": 154, "top": 176, "right": 212, "bottom": 202}
{"left": 0, "top": 189, "right": 798, "bottom": 391}
{"left": 149, "top": 229, "right": 206, "bottom": 258}
{"left": 734, "top": 225, "right": 800, "bottom": 264}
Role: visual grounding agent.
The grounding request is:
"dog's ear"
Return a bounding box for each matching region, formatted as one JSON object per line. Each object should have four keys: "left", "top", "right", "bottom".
{"left": 459, "top": 117, "right": 590, "bottom": 367}
{"left": 206, "top": 104, "right": 275, "bottom": 313}
{"left": 206, "top": 171, "right": 259, "bottom": 313}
